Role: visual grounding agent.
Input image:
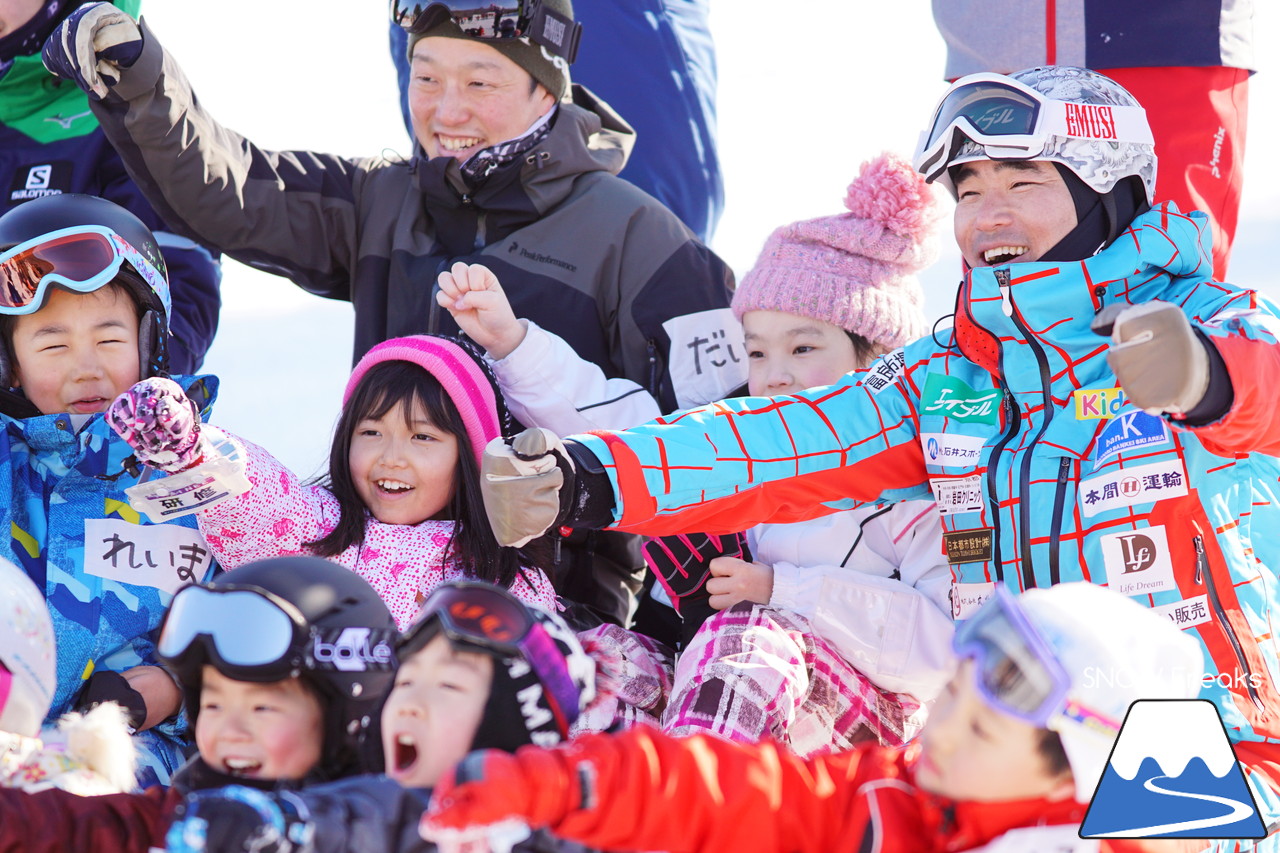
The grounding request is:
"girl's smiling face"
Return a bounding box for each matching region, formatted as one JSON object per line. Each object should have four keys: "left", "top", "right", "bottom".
{"left": 349, "top": 398, "right": 460, "bottom": 526}
{"left": 742, "top": 310, "right": 861, "bottom": 397}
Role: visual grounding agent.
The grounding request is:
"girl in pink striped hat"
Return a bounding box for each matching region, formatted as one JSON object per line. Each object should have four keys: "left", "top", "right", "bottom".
{"left": 105, "top": 335, "right": 558, "bottom": 630}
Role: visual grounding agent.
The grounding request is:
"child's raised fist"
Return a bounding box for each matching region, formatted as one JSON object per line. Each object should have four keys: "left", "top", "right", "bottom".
{"left": 107, "top": 377, "right": 206, "bottom": 472}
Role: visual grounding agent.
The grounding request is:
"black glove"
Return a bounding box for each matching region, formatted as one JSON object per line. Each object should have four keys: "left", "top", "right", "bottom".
{"left": 643, "top": 532, "right": 751, "bottom": 614}
{"left": 165, "top": 787, "right": 313, "bottom": 853}
{"left": 74, "top": 670, "right": 146, "bottom": 731}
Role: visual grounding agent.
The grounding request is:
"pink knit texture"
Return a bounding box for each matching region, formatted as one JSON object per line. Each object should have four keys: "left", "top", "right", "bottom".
{"left": 732, "top": 152, "right": 940, "bottom": 350}
{"left": 342, "top": 336, "right": 500, "bottom": 465}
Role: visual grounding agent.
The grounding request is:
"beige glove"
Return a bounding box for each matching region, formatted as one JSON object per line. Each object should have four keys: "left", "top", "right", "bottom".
{"left": 41, "top": 2, "right": 142, "bottom": 99}
{"left": 1094, "top": 301, "right": 1210, "bottom": 416}
{"left": 481, "top": 428, "right": 573, "bottom": 548}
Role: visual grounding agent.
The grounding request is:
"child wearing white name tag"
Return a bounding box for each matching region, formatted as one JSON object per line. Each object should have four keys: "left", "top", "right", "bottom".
{"left": 0, "top": 194, "right": 221, "bottom": 787}
{"left": 0, "top": 554, "right": 399, "bottom": 852}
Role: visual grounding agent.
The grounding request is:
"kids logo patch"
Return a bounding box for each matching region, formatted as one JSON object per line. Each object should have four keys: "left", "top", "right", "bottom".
{"left": 1075, "top": 387, "right": 1127, "bottom": 420}
{"left": 1094, "top": 410, "right": 1170, "bottom": 466}
{"left": 1081, "top": 700, "right": 1266, "bottom": 840}
{"left": 920, "top": 374, "right": 1002, "bottom": 424}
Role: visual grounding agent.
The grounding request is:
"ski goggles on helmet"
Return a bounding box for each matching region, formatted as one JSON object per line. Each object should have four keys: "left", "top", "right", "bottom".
{"left": 0, "top": 225, "right": 170, "bottom": 318}
{"left": 158, "top": 583, "right": 397, "bottom": 682}
{"left": 952, "top": 584, "right": 1073, "bottom": 727}
{"left": 390, "top": 0, "right": 581, "bottom": 63}
{"left": 403, "top": 581, "right": 582, "bottom": 727}
{"left": 913, "top": 72, "right": 1155, "bottom": 185}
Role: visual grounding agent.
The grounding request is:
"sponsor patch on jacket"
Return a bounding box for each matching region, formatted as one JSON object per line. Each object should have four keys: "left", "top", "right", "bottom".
{"left": 1075, "top": 386, "right": 1127, "bottom": 420}
{"left": 84, "top": 518, "right": 214, "bottom": 596}
{"left": 859, "top": 348, "right": 907, "bottom": 395}
{"left": 922, "top": 432, "right": 984, "bottom": 468}
{"left": 8, "top": 161, "right": 73, "bottom": 202}
{"left": 944, "top": 528, "right": 993, "bottom": 565}
{"left": 1099, "top": 525, "right": 1177, "bottom": 596}
{"left": 1093, "top": 410, "right": 1169, "bottom": 466}
{"left": 921, "top": 374, "right": 1002, "bottom": 424}
{"left": 1152, "top": 595, "right": 1213, "bottom": 630}
{"left": 662, "top": 308, "right": 749, "bottom": 410}
{"left": 951, "top": 581, "right": 996, "bottom": 620}
{"left": 930, "top": 474, "right": 985, "bottom": 515}
{"left": 1079, "top": 459, "right": 1188, "bottom": 518}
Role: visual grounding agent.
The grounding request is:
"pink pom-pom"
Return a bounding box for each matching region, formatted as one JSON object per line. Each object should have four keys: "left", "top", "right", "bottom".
{"left": 843, "top": 152, "right": 938, "bottom": 238}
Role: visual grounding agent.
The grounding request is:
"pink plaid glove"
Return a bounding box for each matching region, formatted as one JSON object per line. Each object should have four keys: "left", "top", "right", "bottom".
{"left": 107, "top": 378, "right": 207, "bottom": 473}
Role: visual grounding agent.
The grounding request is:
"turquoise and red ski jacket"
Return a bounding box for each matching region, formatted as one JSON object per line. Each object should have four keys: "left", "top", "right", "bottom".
{"left": 576, "top": 204, "right": 1280, "bottom": 767}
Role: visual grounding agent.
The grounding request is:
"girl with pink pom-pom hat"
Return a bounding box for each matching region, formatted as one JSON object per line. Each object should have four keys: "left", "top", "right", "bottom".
{"left": 436, "top": 152, "right": 949, "bottom": 755}
{"left": 656, "top": 151, "right": 953, "bottom": 756}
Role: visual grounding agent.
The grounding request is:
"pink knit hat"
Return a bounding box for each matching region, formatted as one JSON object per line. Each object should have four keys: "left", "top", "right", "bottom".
{"left": 342, "top": 336, "right": 501, "bottom": 466}
{"left": 732, "top": 152, "right": 940, "bottom": 350}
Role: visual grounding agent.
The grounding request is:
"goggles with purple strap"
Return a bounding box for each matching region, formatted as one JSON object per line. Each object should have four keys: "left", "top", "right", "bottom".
{"left": 403, "top": 581, "right": 582, "bottom": 734}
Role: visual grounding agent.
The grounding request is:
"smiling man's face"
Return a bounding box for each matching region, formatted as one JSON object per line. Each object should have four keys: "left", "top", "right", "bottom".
{"left": 407, "top": 36, "right": 555, "bottom": 162}
{"left": 952, "top": 160, "right": 1078, "bottom": 269}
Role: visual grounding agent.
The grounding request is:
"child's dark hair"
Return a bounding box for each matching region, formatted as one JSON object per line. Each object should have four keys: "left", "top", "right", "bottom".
{"left": 309, "top": 337, "right": 543, "bottom": 590}
{"left": 1036, "top": 728, "right": 1071, "bottom": 778}
{"left": 846, "top": 329, "right": 890, "bottom": 371}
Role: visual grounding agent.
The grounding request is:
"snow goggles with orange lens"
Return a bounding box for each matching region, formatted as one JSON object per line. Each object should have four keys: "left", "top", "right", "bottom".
{"left": 403, "top": 581, "right": 582, "bottom": 728}
{"left": 0, "top": 225, "right": 169, "bottom": 317}
{"left": 913, "top": 72, "right": 1154, "bottom": 185}
{"left": 390, "top": 0, "right": 580, "bottom": 63}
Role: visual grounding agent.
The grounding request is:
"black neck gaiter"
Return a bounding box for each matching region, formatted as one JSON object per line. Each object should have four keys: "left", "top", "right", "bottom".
{"left": 1039, "top": 164, "right": 1149, "bottom": 262}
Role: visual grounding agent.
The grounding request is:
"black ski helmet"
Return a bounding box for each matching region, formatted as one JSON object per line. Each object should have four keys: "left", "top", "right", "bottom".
{"left": 159, "top": 555, "right": 399, "bottom": 780}
{"left": 0, "top": 193, "right": 171, "bottom": 387}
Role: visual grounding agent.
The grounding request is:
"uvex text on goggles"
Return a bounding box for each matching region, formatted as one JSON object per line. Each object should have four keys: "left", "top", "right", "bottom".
{"left": 157, "top": 583, "right": 397, "bottom": 683}
{"left": 405, "top": 581, "right": 582, "bottom": 731}
{"left": 390, "top": 0, "right": 581, "bottom": 63}
{"left": 0, "top": 225, "right": 171, "bottom": 318}
{"left": 913, "top": 72, "right": 1155, "bottom": 186}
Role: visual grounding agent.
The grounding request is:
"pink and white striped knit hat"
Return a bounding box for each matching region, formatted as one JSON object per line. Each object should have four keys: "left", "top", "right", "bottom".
{"left": 342, "top": 336, "right": 501, "bottom": 465}
{"left": 732, "top": 152, "right": 940, "bottom": 350}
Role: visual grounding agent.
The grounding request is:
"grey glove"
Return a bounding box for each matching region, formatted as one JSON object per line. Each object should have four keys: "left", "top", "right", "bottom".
{"left": 481, "top": 428, "right": 573, "bottom": 548}
{"left": 1093, "top": 301, "right": 1210, "bottom": 416}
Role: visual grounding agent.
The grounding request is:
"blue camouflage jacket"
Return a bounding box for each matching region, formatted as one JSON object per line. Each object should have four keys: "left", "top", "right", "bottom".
{"left": 576, "top": 204, "right": 1280, "bottom": 751}
{"left": 2, "top": 375, "right": 220, "bottom": 786}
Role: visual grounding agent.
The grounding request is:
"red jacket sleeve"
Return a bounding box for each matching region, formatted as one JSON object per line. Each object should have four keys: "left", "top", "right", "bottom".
{"left": 1189, "top": 332, "right": 1280, "bottom": 456}
{"left": 550, "top": 727, "right": 934, "bottom": 853}
{"left": 0, "top": 784, "right": 172, "bottom": 853}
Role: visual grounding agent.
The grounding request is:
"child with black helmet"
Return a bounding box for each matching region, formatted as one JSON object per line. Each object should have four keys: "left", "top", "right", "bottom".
{"left": 0, "top": 192, "right": 220, "bottom": 787}
{"left": 0, "top": 554, "right": 398, "bottom": 852}
{"left": 161, "top": 580, "right": 605, "bottom": 853}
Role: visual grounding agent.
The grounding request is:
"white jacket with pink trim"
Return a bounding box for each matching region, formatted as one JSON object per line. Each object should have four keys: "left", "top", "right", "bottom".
{"left": 196, "top": 437, "right": 559, "bottom": 629}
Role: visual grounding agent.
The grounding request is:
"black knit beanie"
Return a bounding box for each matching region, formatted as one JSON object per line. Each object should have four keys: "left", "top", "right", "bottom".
{"left": 406, "top": 0, "right": 574, "bottom": 101}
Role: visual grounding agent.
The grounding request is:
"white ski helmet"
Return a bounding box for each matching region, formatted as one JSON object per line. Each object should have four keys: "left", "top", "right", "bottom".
{"left": 1019, "top": 582, "right": 1203, "bottom": 803}
{"left": 914, "top": 65, "right": 1157, "bottom": 206}
{"left": 0, "top": 557, "right": 56, "bottom": 738}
